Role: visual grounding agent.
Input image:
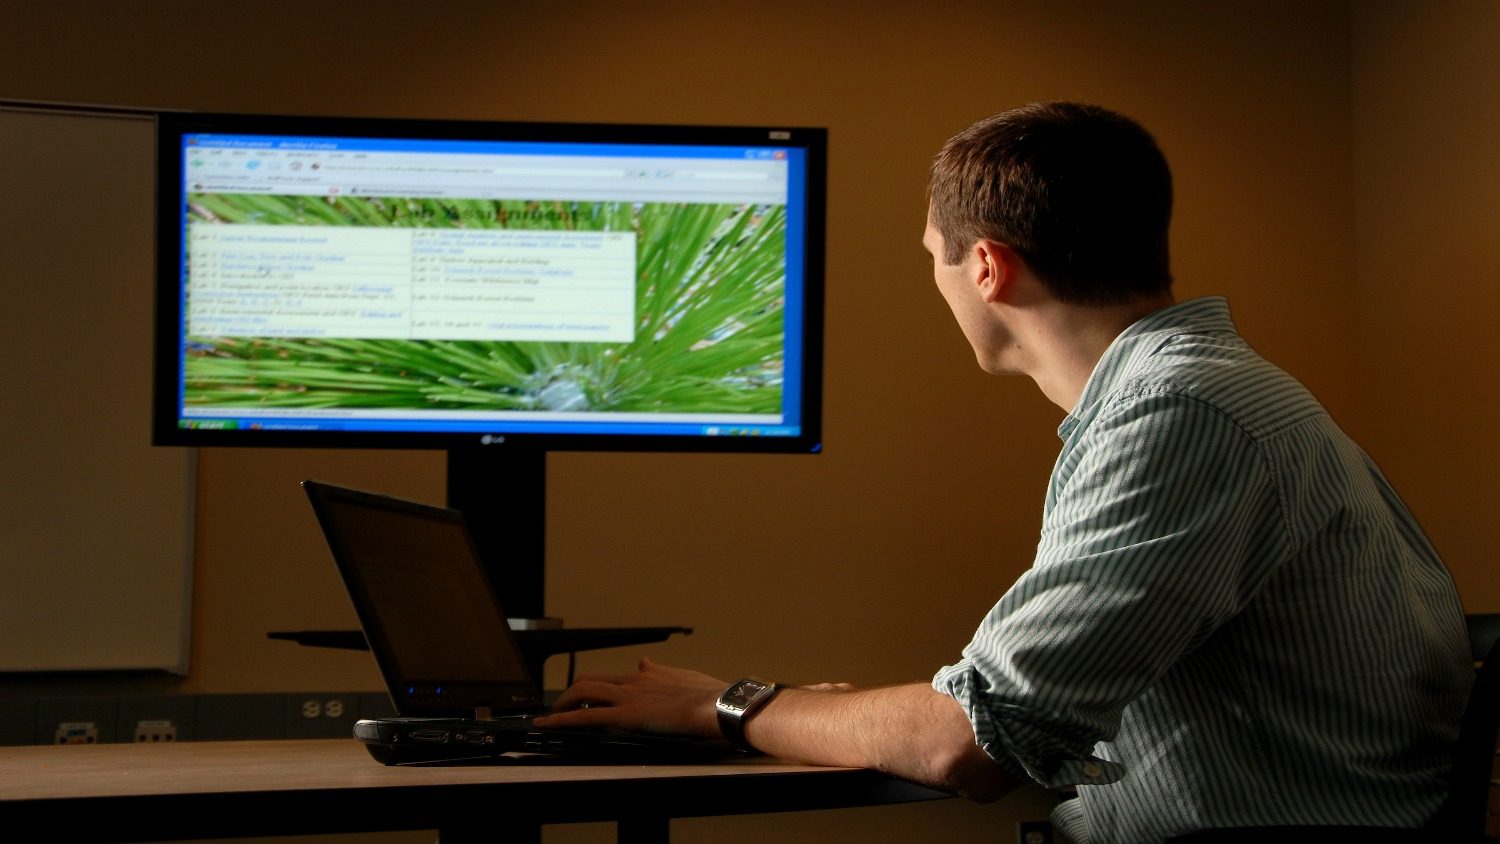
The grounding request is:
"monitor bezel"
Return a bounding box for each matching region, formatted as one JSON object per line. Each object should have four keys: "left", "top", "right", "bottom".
{"left": 151, "top": 110, "right": 826, "bottom": 455}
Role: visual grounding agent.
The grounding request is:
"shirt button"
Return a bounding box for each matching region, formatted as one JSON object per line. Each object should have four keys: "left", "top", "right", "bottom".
{"left": 1082, "top": 763, "right": 1103, "bottom": 779}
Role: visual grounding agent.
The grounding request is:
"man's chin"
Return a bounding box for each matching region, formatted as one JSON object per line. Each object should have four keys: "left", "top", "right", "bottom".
{"left": 975, "top": 355, "right": 1016, "bottom": 376}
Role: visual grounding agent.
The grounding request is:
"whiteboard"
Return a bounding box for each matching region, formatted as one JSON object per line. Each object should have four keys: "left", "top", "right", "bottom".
{"left": 0, "top": 105, "right": 195, "bottom": 673}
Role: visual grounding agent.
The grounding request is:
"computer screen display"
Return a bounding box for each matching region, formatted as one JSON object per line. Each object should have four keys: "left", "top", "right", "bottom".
{"left": 153, "top": 112, "right": 825, "bottom": 453}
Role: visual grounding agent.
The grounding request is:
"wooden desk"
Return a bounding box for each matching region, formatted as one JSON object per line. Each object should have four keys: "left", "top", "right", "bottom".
{"left": 0, "top": 739, "right": 951, "bottom": 842}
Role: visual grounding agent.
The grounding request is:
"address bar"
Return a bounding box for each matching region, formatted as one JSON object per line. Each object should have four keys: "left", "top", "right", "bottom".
{"left": 491, "top": 166, "right": 628, "bottom": 178}
{"left": 318, "top": 163, "right": 769, "bottom": 181}
{"left": 321, "top": 163, "right": 628, "bottom": 179}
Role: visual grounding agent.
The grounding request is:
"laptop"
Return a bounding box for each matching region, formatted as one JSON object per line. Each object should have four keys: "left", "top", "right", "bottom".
{"left": 301, "top": 479, "right": 731, "bottom": 765}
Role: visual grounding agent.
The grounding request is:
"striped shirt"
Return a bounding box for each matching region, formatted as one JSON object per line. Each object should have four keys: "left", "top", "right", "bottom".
{"left": 932, "top": 297, "right": 1471, "bottom": 843}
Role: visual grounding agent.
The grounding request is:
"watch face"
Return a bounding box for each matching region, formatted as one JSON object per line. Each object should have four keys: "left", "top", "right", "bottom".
{"left": 724, "top": 679, "right": 770, "bottom": 709}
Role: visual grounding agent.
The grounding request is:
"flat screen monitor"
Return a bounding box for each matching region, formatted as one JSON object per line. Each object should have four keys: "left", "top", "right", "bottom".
{"left": 152, "top": 110, "right": 827, "bottom": 617}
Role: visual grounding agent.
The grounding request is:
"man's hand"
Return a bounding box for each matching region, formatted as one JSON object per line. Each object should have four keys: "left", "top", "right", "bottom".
{"left": 532, "top": 657, "right": 724, "bottom": 738}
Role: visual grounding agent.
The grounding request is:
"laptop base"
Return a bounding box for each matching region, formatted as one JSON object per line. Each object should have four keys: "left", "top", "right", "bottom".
{"left": 355, "top": 718, "right": 741, "bottom": 766}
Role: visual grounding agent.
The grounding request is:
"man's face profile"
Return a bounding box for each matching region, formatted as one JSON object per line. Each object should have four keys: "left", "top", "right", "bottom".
{"left": 923, "top": 217, "right": 1005, "bottom": 374}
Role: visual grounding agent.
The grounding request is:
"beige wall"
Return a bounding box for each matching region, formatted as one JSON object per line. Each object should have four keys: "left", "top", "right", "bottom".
{"left": 0, "top": 1, "right": 1493, "bottom": 841}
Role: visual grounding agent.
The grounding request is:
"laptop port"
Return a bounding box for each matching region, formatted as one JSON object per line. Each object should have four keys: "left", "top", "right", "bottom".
{"left": 409, "top": 729, "right": 450, "bottom": 743}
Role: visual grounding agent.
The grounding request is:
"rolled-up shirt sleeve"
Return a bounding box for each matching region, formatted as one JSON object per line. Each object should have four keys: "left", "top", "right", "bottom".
{"left": 934, "top": 388, "right": 1285, "bottom": 789}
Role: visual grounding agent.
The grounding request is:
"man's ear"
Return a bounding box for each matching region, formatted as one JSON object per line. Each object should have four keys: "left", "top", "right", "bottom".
{"left": 972, "top": 239, "right": 1020, "bottom": 304}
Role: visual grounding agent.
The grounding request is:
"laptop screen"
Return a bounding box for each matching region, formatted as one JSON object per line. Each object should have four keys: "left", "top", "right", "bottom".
{"left": 306, "top": 482, "right": 537, "bottom": 714}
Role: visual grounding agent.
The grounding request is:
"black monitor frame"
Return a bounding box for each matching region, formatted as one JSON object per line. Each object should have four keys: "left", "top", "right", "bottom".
{"left": 152, "top": 110, "right": 827, "bottom": 618}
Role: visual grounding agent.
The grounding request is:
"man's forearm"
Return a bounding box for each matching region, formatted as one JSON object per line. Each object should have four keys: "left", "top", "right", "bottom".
{"left": 535, "top": 660, "right": 1018, "bottom": 802}
{"left": 745, "top": 682, "right": 1018, "bottom": 802}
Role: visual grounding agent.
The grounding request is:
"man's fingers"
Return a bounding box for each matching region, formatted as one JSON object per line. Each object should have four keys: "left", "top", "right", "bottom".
{"left": 550, "top": 679, "right": 622, "bottom": 711}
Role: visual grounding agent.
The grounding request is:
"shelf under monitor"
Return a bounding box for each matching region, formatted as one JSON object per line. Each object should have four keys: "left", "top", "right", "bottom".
{"left": 268, "top": 626, "right": 694, "bottom": 688}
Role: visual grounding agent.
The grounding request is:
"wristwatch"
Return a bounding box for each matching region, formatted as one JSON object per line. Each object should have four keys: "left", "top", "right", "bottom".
{"left": 715, "top": 677, "right": 780, "bottom": 753}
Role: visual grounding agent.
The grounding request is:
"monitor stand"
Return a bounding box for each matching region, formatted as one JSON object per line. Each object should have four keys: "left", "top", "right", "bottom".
{"left": 447, "top": 447, "right": 549, "bottom": 623}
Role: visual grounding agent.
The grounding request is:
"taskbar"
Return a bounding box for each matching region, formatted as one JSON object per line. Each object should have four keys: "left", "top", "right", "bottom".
{"left": 177, "top": 417, "right": 800, "bottom": 438}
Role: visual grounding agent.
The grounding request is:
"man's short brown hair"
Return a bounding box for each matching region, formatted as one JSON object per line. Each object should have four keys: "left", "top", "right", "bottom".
{"left": 928, "top": 102, "right": 1173, "bottom": 305}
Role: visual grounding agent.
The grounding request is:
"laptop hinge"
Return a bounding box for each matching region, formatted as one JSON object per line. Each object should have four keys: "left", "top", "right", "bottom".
{"left": 474, "top": 707, "right": 494, "bottom": 721}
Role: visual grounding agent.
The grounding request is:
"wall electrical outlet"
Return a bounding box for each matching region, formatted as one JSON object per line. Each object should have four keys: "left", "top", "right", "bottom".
{"left": 55, "top": 721, "right": 99, "bottom": 745}
{"left": 134, "top": 719, "right": 178, "bottom": 743}
{"left": 297, "top": 697, "right": 346, "bottom": 719}
{"left": 285, "top": 693, "right": 358, "bottom": 739}
{"left": 1018, "top": 820, "right": 1053, "bottom": 844}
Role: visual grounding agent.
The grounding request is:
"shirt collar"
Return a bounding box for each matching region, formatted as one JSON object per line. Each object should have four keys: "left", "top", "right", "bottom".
{"left": 1058, "top": 296, "right": 1236, "bottom": 440}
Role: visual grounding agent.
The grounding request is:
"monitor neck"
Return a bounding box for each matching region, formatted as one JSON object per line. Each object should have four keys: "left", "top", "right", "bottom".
{"left": 447, "top": 449, "right": 547, "bottom": 621}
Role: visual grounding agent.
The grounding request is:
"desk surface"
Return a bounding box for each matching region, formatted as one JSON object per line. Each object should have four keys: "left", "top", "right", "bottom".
{"left": 0, "top": 739, "right": 950, "bottom": 841}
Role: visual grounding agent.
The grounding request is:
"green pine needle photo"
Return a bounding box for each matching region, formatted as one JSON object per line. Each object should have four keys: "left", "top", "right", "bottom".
{"left": 182, "top": 195, "right": 788, "bottom": 415}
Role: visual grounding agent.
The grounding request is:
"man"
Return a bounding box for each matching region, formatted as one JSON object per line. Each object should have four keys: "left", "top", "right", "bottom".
{"left": 534, "top": 102, "right": 1472, "bottom": 843}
